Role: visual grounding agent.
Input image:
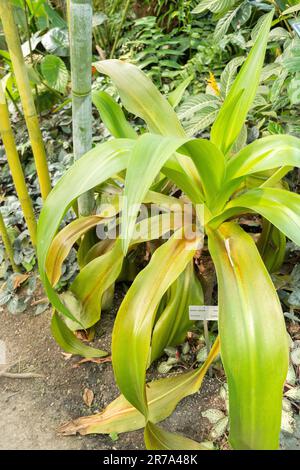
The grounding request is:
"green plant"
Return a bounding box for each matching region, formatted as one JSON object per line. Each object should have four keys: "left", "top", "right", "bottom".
{"left": 10, "top": 0, "right": 67, "bottom": 36}
{"left": 192, "top": 0, "right": 270, "bottom": 39}
{"left": 192, "top": 0, "right": 300, "bottom": 41}
{"left": 117, "top": 14, "right": 226, "bottom": 92}
{"left": 37, "top": 11, "right": 300, "bottom": 449}
{"left": 176, "top": 58, "right": 243, "bottom": 136}
{"left": 177, "top": 13, "right": 300, "bottom": 138}
{"left": 92, "top": 0, "right": 134, "bottom": 57}
{"left": 154, "top": 0, "right": 199, "bottom": 30}
{"left": 0, "top": 7, "right": 69, "bottom": 128}
{"left": 251, "top": 32, "right": 300, "bottom": 137}
{"left": 0, "top": 0, "right": 70, "bottom": 111}
{"left": 118, "top": 15, "right": 191, "bottom": 83}
{"left": 0, "top": 0, "right": 52, "bottom": 200}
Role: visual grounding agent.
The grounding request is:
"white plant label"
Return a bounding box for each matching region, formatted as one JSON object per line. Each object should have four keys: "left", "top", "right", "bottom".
{"left": 189, "top": 305, "right": 219, "bottom": 321}
{"left": 292, "top": 21, "right": 300, "bottom": 38}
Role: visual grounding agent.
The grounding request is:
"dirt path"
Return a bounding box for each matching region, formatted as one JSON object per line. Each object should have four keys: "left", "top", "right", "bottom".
{"left": 0, "top": 307, "right": 223, "bottom": 450}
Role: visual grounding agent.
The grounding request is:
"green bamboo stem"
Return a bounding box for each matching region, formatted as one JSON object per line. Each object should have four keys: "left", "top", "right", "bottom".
{"left": 0, "top": 0, "right": 51, "bottom": 201}
{"left": 23, "top": 0, "right": 39, "bottom": 107}
{"left": 0, "top": 209, "right": 18, "bottom": 272}
{"left": 69, "top": 0, "right": 94, "bottom": 215}
{"left": 0, "top": 81, "right": 37, "bottom": 245}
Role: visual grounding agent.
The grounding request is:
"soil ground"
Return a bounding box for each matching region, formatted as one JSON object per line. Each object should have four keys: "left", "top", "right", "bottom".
{"left": 0, "top": 303, "right": 224, "bottom": 450}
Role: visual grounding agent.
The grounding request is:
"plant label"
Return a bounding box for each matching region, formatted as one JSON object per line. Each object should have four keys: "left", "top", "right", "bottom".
{"left": 291, "top": 21, "right": 300, "bottom": 37}
{"left": 189, "top": 305, "right": 219, "bottom": 321}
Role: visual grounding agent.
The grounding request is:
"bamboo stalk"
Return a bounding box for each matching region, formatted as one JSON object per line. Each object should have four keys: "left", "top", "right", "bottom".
{"left": 69, "top": 0, "right": 94, "bottom": 215}
{"left": 0, "top": 81, "right": 37, "bottom": 245}
{"left": 23, "top": 0, "right": 39, "bottom": 108}
{"left": 0, "top": 0, "right": 51, "bottom": 201}
{"left": 0, "top": 209, "right": 18, "bottom": 272}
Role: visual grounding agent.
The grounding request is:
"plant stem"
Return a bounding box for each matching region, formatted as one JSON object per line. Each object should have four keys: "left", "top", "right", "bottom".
{"left": 6, "top": 87, "right": 23, "bottom": 118}
{"left": 0, "top": 0, "right": 51, "bottom": 201}
{"left": 110, "top": 0, "right": 131, "bottom": 58}
{"left": 0, "top": 81, "right": 37, "bottom": 245}
{"left": 69, "top": 0, "right": 94, "bottom": 215}
{"left": 23, "top": 0, "right": 40, "bottom": 109}
{"left": 0, "top": 209, "right": 18, "bottom": 272}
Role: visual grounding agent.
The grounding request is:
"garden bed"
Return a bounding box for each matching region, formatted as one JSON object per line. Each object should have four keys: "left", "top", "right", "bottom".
{"left": 0, "top": 295, "right": 225, "bottom": 450}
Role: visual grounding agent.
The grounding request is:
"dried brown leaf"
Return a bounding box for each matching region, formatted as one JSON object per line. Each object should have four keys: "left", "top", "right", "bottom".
{"left": 13, "top": 274, "right": 29, "bottom": 290}
{"left": 72, "top": 356, "right": 111, "bottom": 368}
{"left": 83, "top": 388, "right": 94, "bottom": 407}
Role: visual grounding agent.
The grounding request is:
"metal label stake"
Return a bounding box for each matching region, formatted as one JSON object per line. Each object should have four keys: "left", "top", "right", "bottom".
{"left": 189, "top": 306, "right": 219, "bottom": 377}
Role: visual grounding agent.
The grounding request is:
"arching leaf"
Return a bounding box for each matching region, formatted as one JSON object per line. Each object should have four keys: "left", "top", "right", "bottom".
{"left": 92, "top": 90, "right": 137, "bottom": 139}
{"left": 211, "top": 188, "right": 300, "bottom": 247}
{"left": 95, "top": 59, "right": 185, "bottom": 137}
{"left": 37, "top": 139, "right": 135, "bottom": 325}
{"left": 112, "top": 228, "right": 203, "bottom": 417}
{"left": 207, "top": 222, "right": 288, "bottom": 449}
{"left": 51, "top": 312, "right": 108, "bottom": 358}
{"left": 211, "top": 11, "right": 273, "bottom": 154}
{"left": 226, "top": 134, "right": 300, "bottom": 181}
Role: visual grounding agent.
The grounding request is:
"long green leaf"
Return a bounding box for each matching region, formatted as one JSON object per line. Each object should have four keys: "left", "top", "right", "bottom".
{"left": 122, "top": 133, "right": 223, "bottom": 253}
{"left": 70, "top": 241, "right": 124, "bottom": 328}
{"left": 51, "top": 311, "right": 108, "bottom": 358}
{"left": 144, "top": 422, "right": 210, "bottom": 450}
{"left": 122, "top": 134, "right": 187, "bottom": 253}
{"left": 92, "top": 90, "right": 137, "bottom": 139}
{"left": 46, "top": 215, "right": 105, "bottom": 286}
{"left": 210, "top": 11, "right": 273, "bottom": 154}
{"left": 181, "top": 139, "right": 225, "bottom": 207}
{"left": 84, "top": 205, "right": 184, "bottom": 264}
{"left": 95, "top": 59, "right": 185, "bottom": 137}
{"left": 210, "top": 187, "right": 300, "bottom": 247}
{"left": 226, "top": 134, "right": 300, "bottom": 181}
{"left": 37, "top": 139, "right": 135, "bottom": 325}
{"left": 151, "top": 261, "right": 203, "bottom": 362}
{"left": 95, "top": 60, "right": 203, "bottom": 195}
{"left": 112, "top": 227, "right": 203, "bottom": 417}
{"left": 177, "top": 94, "right": 220, "bottom": 121}
{"left": 41, "top": 54, "right": 68, "bottom": 93}
{"left": 193, "top": 0, "right": 237, "bottom": 14}
{"left": 168, "top": 75, "right": 193, "bottom": 109}
{"left": 257, "top": 220, "right": 286, "bottom": 273}
{"left": 207, "top": 222, "right": 288, "bottom": 449}
{"left": 71, "top": 212, "right": 185, "bottom": 327}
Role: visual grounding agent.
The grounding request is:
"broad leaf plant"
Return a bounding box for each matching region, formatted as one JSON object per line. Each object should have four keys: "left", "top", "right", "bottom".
{"left": 37, "top": 12, "right": 300, "bottom": 450}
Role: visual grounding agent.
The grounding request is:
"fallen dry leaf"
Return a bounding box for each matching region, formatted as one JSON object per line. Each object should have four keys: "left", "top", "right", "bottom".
{"left": 72, "top": 356, "right": 111, "bottom": 368}
{"left": 61, "top": 352, "right": 73, "bottom": 360}
{"left": 13, "top": 273, "right": 29, "bottom": 290}
{"left": 83, "top": 388, "right": 94, "bottom": 407}
{"left": 74, "top": 328, "right": 95, "bottom": 342}
{"left": 288, "top": 323, "right": 300, "bottom": 336}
